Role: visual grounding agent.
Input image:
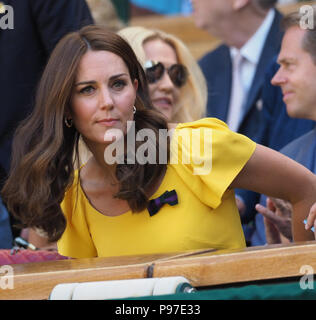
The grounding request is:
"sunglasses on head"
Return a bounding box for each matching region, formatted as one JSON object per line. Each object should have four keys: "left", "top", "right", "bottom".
{"left": 144, "top": 60, "right": 188, "bottom": 88}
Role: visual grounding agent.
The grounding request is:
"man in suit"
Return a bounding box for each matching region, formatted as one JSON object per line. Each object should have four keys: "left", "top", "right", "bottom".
{"left": 192, "top": 0, "right": 282, "bottom": 139}
{"left": 255, "top": 8, "right": 316, "bottom": 244}
{"left": 191, "top": 0, "right": 316, "bottom": 244}
{"left": 0, "top": 0, "right": 93, "bottom": 248}
{"left": 239, "top": 58, "right": 315, "bottom": 244}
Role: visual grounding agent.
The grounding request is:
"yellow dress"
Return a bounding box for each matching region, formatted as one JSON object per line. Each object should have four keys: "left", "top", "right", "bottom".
{"left": 58, "top": 118, "right": 256, "bottom": 258}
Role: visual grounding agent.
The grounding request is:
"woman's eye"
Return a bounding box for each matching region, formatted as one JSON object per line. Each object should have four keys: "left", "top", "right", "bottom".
{"left": 112, "top": 80, "right": 126, "bottom": 90}
{"left": 79, "top": 85, "right": 95, "bottom": 94}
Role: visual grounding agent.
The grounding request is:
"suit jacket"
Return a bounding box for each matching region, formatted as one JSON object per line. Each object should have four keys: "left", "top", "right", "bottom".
{"left": 0, "top": 0, "right": 93, "bottom": 183}
{"left": 0, "top": 196, "right": 12, "bottom": 248}
{"left": 198, "top": 9, "right": 283, "bottom": 140}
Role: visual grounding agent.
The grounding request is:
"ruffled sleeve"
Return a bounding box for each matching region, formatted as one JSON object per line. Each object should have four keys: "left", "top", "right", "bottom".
{"left": 170, "top": 118, "right": 256, "bottom": 209}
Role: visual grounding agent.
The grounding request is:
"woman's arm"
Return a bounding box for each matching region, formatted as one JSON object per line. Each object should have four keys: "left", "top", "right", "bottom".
{"left": 229, "top": 144, "right": 316, "bottom": 242}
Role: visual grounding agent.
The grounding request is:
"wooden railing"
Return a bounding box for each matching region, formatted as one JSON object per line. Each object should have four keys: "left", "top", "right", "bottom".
{"left": 1, "top": 241, "right": 316, "bottom": 299}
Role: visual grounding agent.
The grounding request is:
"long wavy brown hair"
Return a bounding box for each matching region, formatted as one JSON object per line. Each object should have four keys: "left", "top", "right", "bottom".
{"left": 2, "top": 25, "right": 169, "bottom": 242}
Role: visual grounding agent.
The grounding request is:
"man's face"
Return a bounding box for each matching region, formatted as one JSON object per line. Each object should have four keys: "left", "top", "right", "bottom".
{"left": 272, "top": 26, "right": 316, "bottom": 120}
{"left": 191, "top": 0, "right": 234, "bottom": 37}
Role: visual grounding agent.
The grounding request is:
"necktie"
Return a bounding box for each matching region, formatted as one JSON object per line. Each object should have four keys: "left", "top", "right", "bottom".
{"left": 227, "top": 51, "right": 245, "bottom": 132}
{"left": 147, "top": 190, "right": 178, "bottom": 216}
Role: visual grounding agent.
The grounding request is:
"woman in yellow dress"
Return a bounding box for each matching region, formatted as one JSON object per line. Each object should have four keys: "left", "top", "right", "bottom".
{"left": 2, "top": 26, "right": 316, "bottom": 258}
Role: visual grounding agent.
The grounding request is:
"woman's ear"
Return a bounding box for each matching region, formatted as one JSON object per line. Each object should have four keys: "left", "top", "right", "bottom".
{"left": 64, "top": 106, "right": 72, "bottom": 119}
{"left": 133, "top": 79, "right": 138, "bottom": 92}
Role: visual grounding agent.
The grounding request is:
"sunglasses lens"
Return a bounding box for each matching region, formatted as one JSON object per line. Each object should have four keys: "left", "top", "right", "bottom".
{"left": 144, "top": 61, "right": 188, "bottom": 87}
{"left": 145, "top": 62, "right": 164, "bottom": 84}
{"left": 168, "top": 64, "right": 188, "bottom": 87}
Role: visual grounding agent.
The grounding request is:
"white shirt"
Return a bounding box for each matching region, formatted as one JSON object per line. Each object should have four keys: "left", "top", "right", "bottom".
{"left": 227, "top": 9, "right": 275, "bottom": 131}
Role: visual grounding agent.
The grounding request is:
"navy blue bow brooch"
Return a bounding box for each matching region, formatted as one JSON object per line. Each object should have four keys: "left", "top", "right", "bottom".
{"left": 147, "top": 190, "right": 178, "bottom": 216}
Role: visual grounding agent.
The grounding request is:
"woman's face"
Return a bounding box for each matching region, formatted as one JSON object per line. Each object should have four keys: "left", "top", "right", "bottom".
{"left": 143, "top": 38, "right": 180, "bottom": 121}
{"left": 70, "top": 50, "right": 138, "bottom": 148}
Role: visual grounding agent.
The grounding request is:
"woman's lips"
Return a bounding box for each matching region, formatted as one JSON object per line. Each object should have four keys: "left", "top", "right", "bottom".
{"left": 97, "top": 119, "right": 118, "bottom": 127}
{"left": 153, "top": 98, "right": 173, "bottom": 109}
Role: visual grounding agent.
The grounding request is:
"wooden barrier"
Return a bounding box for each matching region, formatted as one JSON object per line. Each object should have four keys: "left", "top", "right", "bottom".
{"left": 152, "top": 241, "right": 316, "bottom": 287}
{"left": 1, "top": 241, "right": 316, "bottom": 300}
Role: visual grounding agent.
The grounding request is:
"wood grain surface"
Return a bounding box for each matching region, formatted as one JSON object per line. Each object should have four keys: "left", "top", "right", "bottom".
{"left": 1, "top": 242, "right": 316, "bottom": 299}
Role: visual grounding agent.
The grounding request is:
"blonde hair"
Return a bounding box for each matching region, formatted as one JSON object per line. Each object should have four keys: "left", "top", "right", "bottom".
{"left": 118, "top": 26, "right": 207, "bottom": 123}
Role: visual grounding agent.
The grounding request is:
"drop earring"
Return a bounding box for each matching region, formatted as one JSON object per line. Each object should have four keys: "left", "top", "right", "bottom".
{"left": 133, "top": 106, "right": 136, "bottom": 114}
{"left": 64, "top": 117, "right": 73, "bottom": 128}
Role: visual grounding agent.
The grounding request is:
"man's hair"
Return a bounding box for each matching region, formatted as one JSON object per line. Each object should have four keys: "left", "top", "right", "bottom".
{"left": 282, "top": 8, "right": 316, "bottom": 65}
{"left": 255, "top": 0, "right": 278, "bottom": 10}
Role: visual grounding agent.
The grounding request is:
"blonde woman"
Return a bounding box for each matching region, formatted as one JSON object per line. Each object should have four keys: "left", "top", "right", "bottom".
{"left": 118, "top": 26, "right": 207, "bottom": 123}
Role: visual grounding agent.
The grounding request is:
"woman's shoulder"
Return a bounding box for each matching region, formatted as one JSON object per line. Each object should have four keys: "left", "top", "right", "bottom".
{"left": 169, "top": 117, "right": 232, "bottom": 146}
{"left": 174, "top": 117, "right": 229, "bottom": 131}
{"left": 166, "top": 118, "right": 229, "bottom": 143}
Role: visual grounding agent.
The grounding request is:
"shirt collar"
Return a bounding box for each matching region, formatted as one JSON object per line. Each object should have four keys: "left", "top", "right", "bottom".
{"left": 230, "top": 9, "right": 275, "bottom": 65}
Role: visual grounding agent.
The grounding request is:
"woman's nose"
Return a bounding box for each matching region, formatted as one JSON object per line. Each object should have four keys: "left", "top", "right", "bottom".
{"left": 158, "top": 71, "right": 175, "bottom": 91}
{"left": 99, "top": 87, "right": 113, "bottom": 109}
